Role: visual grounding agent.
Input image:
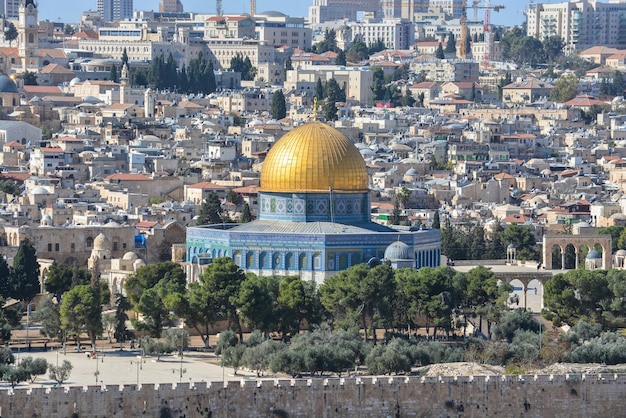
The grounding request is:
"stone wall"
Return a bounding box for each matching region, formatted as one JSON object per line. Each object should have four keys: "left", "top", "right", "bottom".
{"left": 3, "top": 374, "right": 626, "bottom": 417}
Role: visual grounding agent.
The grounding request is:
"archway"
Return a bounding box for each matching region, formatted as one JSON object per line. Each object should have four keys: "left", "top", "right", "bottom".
{"left": 543, "top": 234, "right": 612, "bottom": 270}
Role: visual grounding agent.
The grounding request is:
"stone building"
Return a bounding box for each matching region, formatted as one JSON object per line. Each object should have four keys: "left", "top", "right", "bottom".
{"left": 186, "top": 121, "right": 441, "bottom": 283}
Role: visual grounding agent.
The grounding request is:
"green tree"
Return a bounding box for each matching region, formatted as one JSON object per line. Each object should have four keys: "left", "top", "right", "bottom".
{"left": 121, "top": 48, "right": 129, "bottom": 67}
{"left": 444, "top": 32, "right": 456, "bottom": 54}
{"left": 597, "top": 226, "right": 624, "bottom": 253}
{"left": 10, "top": 238, "right": 40, "bottom": 301}
{"left": 132, "top": 267, "right": 186, "bottom": 338}
{"left": 197, "top": 191, "right": 228, "bottom": 225}
{"left": 432, "top": 211, "right": 440, "bottom": 229}
{"left": 4, "top": 22, "right": 17, "bottom": 47}
{"left": 400, "top": 89, "right": 416, "bottom": 107}
{"left": 390, "top": 199, "right": 401, "bottom": 225}
{"left": 502, "top": 224, "right": 539, "bottom": 261}
{"left": 113, "top": 293, "right": 130, "bottom": 346}
{"left": 322, "top": 99, "right": 338, "bottom": 121}
{"left": 63, "top": 24, "right": 75, "bottom": 35}
{"left": 48, "top": 360, "right": 73, "bottom": 384}
{"left": 313, "top": 29, "right": 338, "bottom": 53}
{"left": 0, "top": 254, "right": 11, "bottom": 299}
{"left": 314, "top": 78, "right": 325, "bottom": 101}
{"left": 44, "top": 263, "right": 90, "bottom": 302}
{"left": 345, "top": 39, "right": 369, "bottom": 63}
{"left": 284, "top": 55, "right": 293, "bottom": 71}
{"left": 198, "top": 257, "right": 246, "bottom": 340}
{"left": 270, "top": 89, "right": 287, "bottom": 120}
{"left": 550, "top": 74, "right": 579, "bottom": 102}
{"left": 277, "top": 276, "right": 322, "bottom": 338}
{"left": 543, "top": 35, "right": 564, "bottom": 63}
{"left": 31, "top": 295, "right": 62, "bottom": 340}
{"left": 320, "top": 263, "right": 395, "bottom": 343}
{"left": 435, "top": 43, "right": 445, "bottom": 59}
{"left": 124, "top": 261, "right": 186, "bottom": 308}
{"left": 365, "top": 338, "right": 414, "bottom": 375}
{"left": 335, "top": 49, "right": 346, "bottom": 66}
{"left": 371, "top": 67, "right": 385, "bottom": 102}
{"left": 109, "top": 64, "right": 119, "bottom": 83}
{"left": 18, "top": 357, "right": 48, "bottom": 383}
{"left": 493, "top": 308, "right": 540, "bottom": 343}
{"left": 235, "top": 274, "right": 279, "bottom": 335}
{"left": 496, "top": 72, "right": 512, "bottom": 101}
{"left": 240, "top": 203, "right": 253, "bottom": 223}
{"left": 60, "top": 284, "right": 102, "bottom": 348}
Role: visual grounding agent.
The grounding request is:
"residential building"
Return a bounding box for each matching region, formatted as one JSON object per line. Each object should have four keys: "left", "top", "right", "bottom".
{"left": 98, "top": 0, "right": 133, "bottom": 22}
{"left": 159, "top": 0, "right": 183, "bottom": 13}
{"left": 527, "top": 1, "right": 626, "bottom": 50}
{"left": 348, "top": 18, "right": 415, "bottom": 50}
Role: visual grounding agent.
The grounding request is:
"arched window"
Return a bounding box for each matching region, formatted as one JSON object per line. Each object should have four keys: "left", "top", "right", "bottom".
{"left": 86, "top": 237, "right": 94, "bottom": 248}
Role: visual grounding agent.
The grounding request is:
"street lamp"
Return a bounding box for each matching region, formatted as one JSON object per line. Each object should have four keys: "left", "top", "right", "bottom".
{"left": 178, "top": 326, "right": 186, "bottom": 382}
{"left": 25, "top": 302, "right": 34, "bottom": 349}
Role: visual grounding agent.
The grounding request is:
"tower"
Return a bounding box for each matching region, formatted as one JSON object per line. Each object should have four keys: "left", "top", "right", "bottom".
{"left": 18, "top": 0, "right": 39, "bottom": 71}
{"left": 119, "top": 63, "right": 129, "bottom": 104}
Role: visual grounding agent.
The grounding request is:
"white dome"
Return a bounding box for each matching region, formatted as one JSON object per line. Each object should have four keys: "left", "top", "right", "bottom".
{"left": 31, "top": 187, "right": 49, "bottom": 195}
{"left": 122, "top": 252, "right": 138, "bottom": 261}
{"left": 93, "top": 233, "right": 110, "bottom": 250}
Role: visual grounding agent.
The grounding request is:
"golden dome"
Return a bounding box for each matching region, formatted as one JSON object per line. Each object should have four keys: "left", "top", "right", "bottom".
{"left": 260, "top": 121, "right": 368, "bottom": 193}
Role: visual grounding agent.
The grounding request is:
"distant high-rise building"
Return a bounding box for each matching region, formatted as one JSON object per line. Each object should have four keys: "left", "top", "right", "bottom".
{"left": 97, "top": 0, "right": 133, "bottom": 22}
{"left": 527, "top": 1, "right": 626, "bottom": 50}
{"left": 308, "top": 0, "right": 381, "bottom": 26}
{"left": 159, "top": 0, "right": 183, "bottom": 13}
{"left": 3, "top": 0, "right": 21, "bottom": 19}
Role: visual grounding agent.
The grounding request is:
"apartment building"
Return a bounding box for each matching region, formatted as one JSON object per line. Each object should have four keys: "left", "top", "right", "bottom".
{"left": 349, "top": 18, "right": 415, "bottom": 50}
{"left": 97, "top": 0, "right": 133, "bottom": 22}
{"left": 527, "top": 0, "right": 626, "bottom": 50}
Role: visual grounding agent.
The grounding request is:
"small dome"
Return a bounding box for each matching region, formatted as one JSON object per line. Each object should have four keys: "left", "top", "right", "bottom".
{"left": 69, "top": 77, "right": 81, "bottom": 86}
{"left": 405, "top": 168, "right": 419, "bottom": 176}
{"left": 586, "top": 249, "right": 601, "bottom": 259}
{"left": 0, "top": 75, "right": 18, "bottom": 93}
{"left": 31, "top": 187, "right": 50, "bottom": 195}
{"left": 104, "top": 221, "right": 121, "bottom": 227}
{"left": 122, "top": 251, "right": 138, "bottom": 261}
{"left": 40, "top": 214, "right": 53, "bottom": 226}
{"left": 616, "top": 249, "right": 626, "bottom": 257}
{"left": 93, "top": 233, "right": 110, "bottom": 250}
{"left": 384, "top": 241, "right": 412, "bottom": 261}
{"left": 133, "top": 258, "right": 145, "bottom": 269}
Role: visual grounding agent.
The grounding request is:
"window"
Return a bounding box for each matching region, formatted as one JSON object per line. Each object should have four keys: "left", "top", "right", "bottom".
{"left": 71, "top": 243, "right": 75, "bottom": 253}
{"left": 47, "top": 243, "right": 52, "bottom": 251}
{"left": 55, "top": 243, "right": 59, "bottom": 252}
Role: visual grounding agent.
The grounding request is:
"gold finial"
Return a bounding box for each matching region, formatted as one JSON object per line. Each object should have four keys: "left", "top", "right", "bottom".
{"left": 313, "top": 97, "right": 318, "bottom": 121}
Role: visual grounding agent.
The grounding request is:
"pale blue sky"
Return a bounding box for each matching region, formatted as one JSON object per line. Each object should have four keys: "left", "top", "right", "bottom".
{"left": 36, "top": 0, "right": 563, "bottom": 27}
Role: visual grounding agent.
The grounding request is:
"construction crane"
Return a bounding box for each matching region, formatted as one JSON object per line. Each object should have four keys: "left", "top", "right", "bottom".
{"left": 216, "top": 0, "right": 223, "bottom": 16}
{"left": 481, "top": 0, "right": 504, "bottom": 68}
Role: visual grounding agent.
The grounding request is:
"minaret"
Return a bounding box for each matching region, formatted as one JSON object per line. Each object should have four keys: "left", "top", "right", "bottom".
{"left": 119, "top": 63, "right": 129, "bottom": 104}
{"left": 144, "top": 88, "right": 155, "bottom": 118}
{"left": 18, "top": 0, "right": 39, "bottom": 71}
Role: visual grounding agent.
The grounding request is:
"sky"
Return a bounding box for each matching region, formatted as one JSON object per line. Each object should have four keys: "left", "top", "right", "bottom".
{"left": 36, "top": 0, "right": 564, "bottom": 27}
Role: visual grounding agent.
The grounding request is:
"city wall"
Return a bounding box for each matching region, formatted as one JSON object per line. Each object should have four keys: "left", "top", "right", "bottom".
{"left": 2, "top": 374, "right": 626, "bottom": 417}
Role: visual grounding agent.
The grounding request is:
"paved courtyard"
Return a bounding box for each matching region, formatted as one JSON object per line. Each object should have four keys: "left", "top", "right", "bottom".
{"left": 4, "top": 346, "right": 254, "bottom": 390}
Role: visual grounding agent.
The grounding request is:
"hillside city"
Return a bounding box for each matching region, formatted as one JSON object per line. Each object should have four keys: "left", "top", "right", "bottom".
{"left": 1, "top": 0, "right": 626, "bottom": 414}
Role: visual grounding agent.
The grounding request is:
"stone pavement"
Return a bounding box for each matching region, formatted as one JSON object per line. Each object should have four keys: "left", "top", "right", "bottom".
{"left": 5, "top": 347, "right": 257, "bottom": 389}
